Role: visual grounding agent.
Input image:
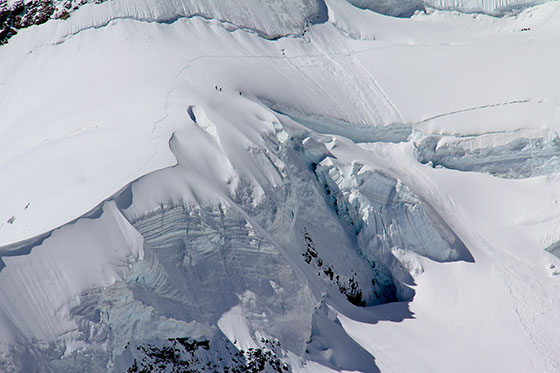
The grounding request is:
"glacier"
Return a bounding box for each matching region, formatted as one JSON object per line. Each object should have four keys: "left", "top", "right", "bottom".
{"left": 1, "top": 0, "right": 560, "bottom": 371}
{"left": 414, "top": 129, "right": 560, "bottom": 179}
{"left": 348, "top": 0, "right": 553, "bottom": 17}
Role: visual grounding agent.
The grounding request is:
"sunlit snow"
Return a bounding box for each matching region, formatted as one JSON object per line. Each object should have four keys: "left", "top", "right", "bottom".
{"left": 1, "top": 0, "right": 560, "bottom": 371}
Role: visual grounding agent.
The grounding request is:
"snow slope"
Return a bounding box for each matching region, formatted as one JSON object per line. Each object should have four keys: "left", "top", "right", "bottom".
{"left": 1, "top": 0, "right": 560, "bottom": 371}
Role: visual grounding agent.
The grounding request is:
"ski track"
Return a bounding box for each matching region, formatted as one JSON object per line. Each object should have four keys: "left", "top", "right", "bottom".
{"left": 156, "top": 50, "right": 406, "bottom": 137}
{"left": 414, "top": 99, "right": 534, "bottom": 124}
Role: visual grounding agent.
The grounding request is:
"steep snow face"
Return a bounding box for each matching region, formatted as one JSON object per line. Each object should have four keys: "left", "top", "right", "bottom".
{"left": 1, "top": 0, "right": 327, "bottom": 45}
{"left": 80, "top": 0, "right": 327, "bottom": 38}
{"left": 44, "top": 0, "right": 325, "bottom": 39}
{"left": 0, "top": 201, "right": 145, "bottom": 371}
{"left": 0, "top": 98, "right": 406, "bottom": 370}
{"left": 2, "top": 0, "right": 560, "bottom": 371}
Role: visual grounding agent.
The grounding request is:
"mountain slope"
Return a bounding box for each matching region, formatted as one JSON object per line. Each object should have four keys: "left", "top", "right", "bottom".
{"left": 1, "top": 0, "right": 560, "bottom": 371}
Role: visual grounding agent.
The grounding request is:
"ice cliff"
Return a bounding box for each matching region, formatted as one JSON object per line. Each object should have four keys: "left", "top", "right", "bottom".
{"left": 1, "top": 0, "right": 560, "bottom": 371}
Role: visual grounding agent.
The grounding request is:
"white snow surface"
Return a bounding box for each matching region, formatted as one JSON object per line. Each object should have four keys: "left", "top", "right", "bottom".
{"left": 1, "top": 0, "right": 560, "bottom": 371}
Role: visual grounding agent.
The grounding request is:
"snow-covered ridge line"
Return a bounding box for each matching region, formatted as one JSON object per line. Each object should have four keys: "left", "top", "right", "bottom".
{"left": 2, "top": 0, "right": 329, "bottom": 48}
{"left": 51, "top": 0, "right": 327, "bottom": 43}
{"left": 0, "top": 14, "right": 403, "bottom": 250}
{"left": 0, "top": 182, "right": 132, "bottom": 261}
{"left": 50, "top": 12, "right": 318, "bottom": 47}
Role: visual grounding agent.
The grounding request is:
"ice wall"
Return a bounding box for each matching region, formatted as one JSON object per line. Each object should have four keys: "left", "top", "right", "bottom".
{"left": 346, "top": 0, "right": 550, "bottom": 16}
{"left": 316, "top": 159, "right": 472, "bottom": 299}
{"left": 414, "top": 130, "right": 560, "bottom": 179}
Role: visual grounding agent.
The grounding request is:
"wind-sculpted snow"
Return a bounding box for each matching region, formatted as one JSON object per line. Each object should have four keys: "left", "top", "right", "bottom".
{"left": 0, "top": 201, "right": 145, "bottom": 371}
{"left": 0, "top": 98, "right": 406, "bottom": 371}
{"left": 306, "top": 299, "right": 379, "bottom": 372}
{"left": 414, "top": 129, "right": 560, "bottom": 179}
{"left": 11, "top": 0, "right": 328, "bottom": 41}
{"left": 2, "top": 0, "right": 560, "bottom": 371}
